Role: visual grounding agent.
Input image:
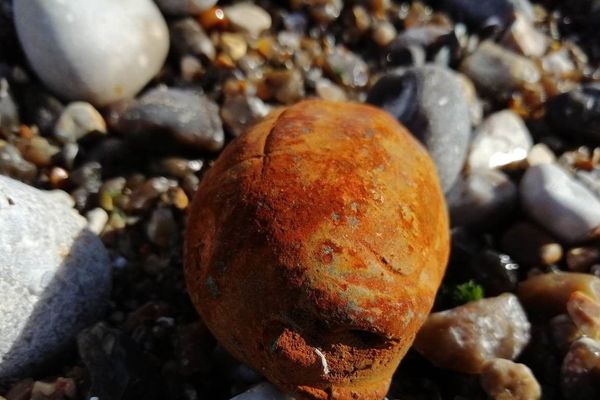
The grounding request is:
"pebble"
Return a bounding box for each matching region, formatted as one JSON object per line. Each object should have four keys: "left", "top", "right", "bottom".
{"left": 170, "top": 18, "right": 215, "bottom": 61}
{"left": 567, "top": 247, "right": 600, "bottom": 272}
{"left": 225, "top": 3, "right": 272, "bottom": 36}
{"left": 372, "top": 21, "right": 397, "bottom": 47}
{"left": 457, "top": 73, "right": 483, "bottom": 126}
{"left": 127, "top": 177, "right": 177, "bottom": 212}
{"left": 86, "top": 207, "right": 109, "bottom": 235}
{"left": 146, "top": 207, "right": 177, "bottom": 248}
{"left": 567, "top": 291, "right": 600, "bottom": 340}
{"left": 262, "top": 69, "right": 305, "bottom": 104}
{"left": 0, "top": 176, "right": 111, "bottom": 381}
{"left": 116, "top": 86, "right": 225, "bottom": 152}
{"left": 467, "top": 110, "right": 533, "bottom": 170}
{"left": 13, "top": 0, "right": 169, "bottom": 106}
{"left": 315, "top": 78, "right": 347, "bottom": 101}
{"left": 54, "top": 102, "right": 106, "bottom": 143}
{"left": 220, "top": 94, "right": 271, "bottom": 137}
{"left": 447, "top": 169, "right": 517, "bottom": 229}
{"left": 527, "top": 143, "right": 556, "bottom": 166}
{"left": 16, "top": 136, "right": 59, "bottom": 167}
{"left": 309, "top": 0, "right": 342, "bottom": 23}
{"left": 155, "top": 0, "right": 217, "bottom": 15}
{"left": 461, "top": 41, "right": 541, "bottom": 96}
{"left": 546, "top": 84, "right": 600, "bottom": 142}
{"left": 443, "top": 0, "right": 516, "bottom": 29}
{"left": 467, "top": 249, "right": 520, "bottom": 296}
{"left": 384, "top": 25, "right": 451, "bottom": 66}
{"left": 220, "top": 33, "right": 248, "bottom": 61}
{"left": 0, "top": 140, "right": 36, "bottom": 181}
{"left": 561, "top": 338, "right": 600, "bottom": 400}
{"left": 414, "top": 293, "right": 531, "bottom": 373}
{"left": 367, "top": 65, "right": 471, "bottom": 191}
{"left": 480, "top": 359, "right": 541, "bottom": 400}
{"left": 0, "top": 78, "right": 19, "bottom": 133}
{"left": 230, "top": 382, "right": 293, "bottom": 400}
{"left": 325, "top": 46, "right": 369, "bottom": 88}
{"left": 501, "top": 222, "right": 563, "bottom": 267}
{"left": 501, "top": 13, "right": 549, "bottom": 57}
{"left": 520, "top": 164, "right": 600, "bottom": 243}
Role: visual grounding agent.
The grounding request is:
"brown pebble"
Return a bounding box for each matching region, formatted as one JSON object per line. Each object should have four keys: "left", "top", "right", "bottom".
{"left": 480, "top": 358, "right": 541, "bottom": 400}
{"left": 49, "top": 167, "right": 69, "bottom": 188}
{"left": 566, "top": 246, "right": 600, "bottom": 272}
{"left": 567, "top": 291, "right": 600, "bottom": 340}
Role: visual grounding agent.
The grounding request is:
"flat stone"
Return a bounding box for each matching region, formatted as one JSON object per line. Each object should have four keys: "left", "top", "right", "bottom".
{"left": 520, "top": 164, "right": 600, "bottom": 243}
{"left": 468, "top": 110, "right": 533, "bottom": 170}
{"left": 14, "top": 0, "right": 169, "bottom": 106}
{"left": 0, "top": 176, "right": 111, "bottom": 381}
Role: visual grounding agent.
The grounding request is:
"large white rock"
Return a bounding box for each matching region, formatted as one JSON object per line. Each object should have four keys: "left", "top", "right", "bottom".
{"left": 0, "top": 175, "right": 111, "bottom": 381}
{"left": 13, "top": 0, "right": 169, "bottom": 106}
{"left": 520, "top": 164, "right": 600, "bottom": 243}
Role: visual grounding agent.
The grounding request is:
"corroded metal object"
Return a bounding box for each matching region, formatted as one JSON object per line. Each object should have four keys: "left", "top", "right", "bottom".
{"left": 185, "top": 100, "right": 450, "bottom": 400}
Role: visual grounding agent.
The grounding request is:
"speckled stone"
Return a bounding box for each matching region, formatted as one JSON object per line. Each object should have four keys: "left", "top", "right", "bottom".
{"left": 14, "top": 0, "right": 169, "bottom": 106}
{"left": 0, "top": 175, "right": 111, "bottom": 381}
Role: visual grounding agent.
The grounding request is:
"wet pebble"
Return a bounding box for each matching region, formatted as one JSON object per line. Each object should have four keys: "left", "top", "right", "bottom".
{"left": 230, "top": 382, "right": 293, "bottom": 400}
{"left": 561, "top": 338, "right": 600, "bottom": 400}
{"left": 220, "top": 94, "right": 271, "bottom": 137}
{"left": 480, "top": 359, "right": 541, "bottom": 400}
{"left": 0, "top": 140, "right": 36, "bottom": 181}
{"left": 546, "top": 84, "right": 600, "bottom": 142}
{"left": 54, "top": 102, "right": 106, "bottom": 143}
{"left": 116, "top": 86, "right": 225, "bottom": 152}
{"left": 467, "top": 110, "right": 533, "bottom": 170}
{"left": 170, "top": 18, "right": 216, "bottom": 61}
{"left": 367, "top": 65, "right": 471, "bottom": 191}
{"left": 501, "top": 222, "right": 563, "bottom": 267}
{"left": 461, "top": 41, "right": 540, "bottom": 97}
{"left": 325, "top": 46, "right": 369, "bottom": 88}
{"left": 225, "top": 3, "right": 272, "bottom": 36}
{"left": 14, "top": 0, "right": 169, "bottom": 106}
{"left": 520, "top": 164, "right": 600, "bottom": 243}
{"left": 155, "top": 0, "right": 217, "bottom": 15}
{"left": 414, "top": 293, "right": 531, "bottom": 373}
{"left": 0, "top": 176, "right": 110, "bottom": 381}
{"left": 447, "top": 169, "right": 517, "bottom": 229}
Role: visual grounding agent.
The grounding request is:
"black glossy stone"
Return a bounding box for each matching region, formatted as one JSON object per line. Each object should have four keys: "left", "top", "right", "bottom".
{"left": 546, "top": 84, "right": 600, "bottom": 142}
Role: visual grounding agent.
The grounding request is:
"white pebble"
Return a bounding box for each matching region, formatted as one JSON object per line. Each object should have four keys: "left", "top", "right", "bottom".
{"left": 225, "top": 3, "right": 272, "bottom": 36}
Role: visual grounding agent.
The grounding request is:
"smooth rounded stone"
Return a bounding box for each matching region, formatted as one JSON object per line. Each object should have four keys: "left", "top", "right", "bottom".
{"left": 0, "top": 78, "right": 19, "bottom": 133}
{"left": 467, "top": 110, "right": 533, "bottom": 170}
{"left": 16, "top": 136, "right": 59, "bottom": 167}
{"left": 54, "top": 102, "right": 106, "bottom": 144}
{"left": 262, "top": 69, "right": 305, "bottom": 104}
{"left": 315, "top": 78, "right": 347, "bottom": 101}
{"left": 0, "top": 140, "right": 36, "bottom": 182}
{"left": 0, "top": 176, "right": 111, "bottom": 381}
{"left": 14, "top": 0, "right": 169, "bottom": 106}
{"left": 480, "top": 359, "right": 541, "bottom": 400}
{"left": 546, "top": 84, "right": 600, "bottom": 142}
{"left": 414, "top": 293, "right": 531, "bottom": 374}
{"left": 225, "top": 3, "right": 272, "bottom": 36}
{"left": 447, "top": 169, "right": 517, "bottom": 229}
{"left": 527, "top": 143, "right": 556, "bottom": 166}
{"left": 561, "top": 338, "right": 600, "bottom": 400}
{"left": 146, "top": 207, "right": 177, "bottom": 247}
{"left": 460, "top": 41, "right": 540, "bottom": 96}
{"left": 567, "top": 291, "right": 600, "bottom": 340}
{"left": 230, "top": 382, "right": 294, "bottom": 400}
{"left": 372, "top": 21, "right": 397, "bottom": 47}
{"left": 220, "top": 33, "right": 248, "bottom": 61}
{"left": 367, "top": 65, "right": 471, "bottom": 191}
{"left": 501, "top": 222, "right": 563, "bottom": 267}
{"left": 325, "top": 46, "right": 369, "bottom": 88}
{"left": 501, "top": 13, "right": 549, "bottom": 57}
{"left": 155, "top": 0, "right": 216, "bottom": 15}
{"left": 518, "top": 272, "right": 600, "bottom": 319}
{"left": 520, "top": 164, "right": 600, "bottom": 243}
{"left": 170, "top": 18, "right": 215, "bottom": 61}
{"left": 116, "top": 86, "right": 225, "bottom": 152}
{"left": 220, "top": 94, "right": 271, "bottom": 137}
{"left": 127, "top": 177, "right": 177, "bottom": 212}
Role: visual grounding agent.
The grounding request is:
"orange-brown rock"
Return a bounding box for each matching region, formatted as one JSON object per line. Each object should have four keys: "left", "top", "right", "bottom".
{"left": 184, "top": 100, "right": 449, "bottom": 400}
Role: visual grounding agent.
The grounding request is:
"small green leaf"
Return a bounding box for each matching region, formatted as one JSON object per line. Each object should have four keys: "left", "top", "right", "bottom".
{"left": 452, "top": 280, "right": 484, "bottom": 305}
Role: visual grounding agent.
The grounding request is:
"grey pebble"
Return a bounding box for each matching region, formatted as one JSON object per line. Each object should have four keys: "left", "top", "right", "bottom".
{"left": 116, "top": 86, "right": 225, "bottom": 152}
{"left": 468, "top": 110, "right": 533, "bottom": 170}
{"left": 367, "top": 65, "right": 471, "bottom": 191}
{"left": 520, "top": 164, "right": 600, "bottom": 243}
{"left": 447, "top": 169, "right": 517, "bottom": 229}
{"left": 170, "top": 18, "right": 216, "bottom": 61}
{"left": 0, "top": 140, "right": 36, "bottom": 181}
{"left": 0, "top": 175, "right": 111, "bottom": 381}
{"left": 54, "top": 102, "right": 106, "bottom": 144}
{"left": 14, "top": 0, "right": 169, "bottom": 106}
{"left": 221, "top": 94, "right": 271, "bottom": 137}
{"left": 325, "top": 46, "right": 369, "bottom": 88}
{"left": 0, "top": 78, "right": 19, "bottom": 133}
{"left": 155, "top": 0, "right": 217, "bottom": 15}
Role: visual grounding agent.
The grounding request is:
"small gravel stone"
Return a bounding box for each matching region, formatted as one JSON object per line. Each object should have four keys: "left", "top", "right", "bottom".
{"left": 325, "top": 46, "right": 369, "bottom": 88}
{"left": 480, "top": 359, "right": 541, "bottom": 400}
{"left": 14, "top": 0, "right": 169, "bottom": 106}
{"left": 546, "top": 84, "right": 600, "bottom": 142}
{"left": 384, "top": 25, "right": 451, "bottom": 67}
{"left": 16, "top": 136, "right": 59, "bottom": 167}
{"left": 146, "top": 207, "right": 177, "bottom": 248}
{"left": 566, "top": 290, "right": 600, "bottom": 340}
{"left": 367, "top": 65, "right": 471, "bottom": 191}
{"left": 230, "top": 382, "right": 293, "bottom": 400}
{"left": 263, "top": 69, "right": 305, "bottom": 104}
{"left": 86, "top": 207, "right": 109, "bottom": 235}
{"left": 116, "top": 86, "right": 225, "bottom": 152}
{"left": 221, "top": 94, "right": 271, "bottom": 137}
{"left": 527, "top": 143, "right": 556, "bottom": 166}
{"left": 372, "top": 21, "right": 397, "bottom": 47}
{"left": 220, "top": 33, "right": 248, "bottom": 61}
{"left": 520, "top": 164, "right": 600, "bottom": 243}
{"left": 468, "top": 110, "right": 533, "bottom": 170}
{"left": 461, "top": 41, "right": 541, "bottom": 96}
{"left": 0, "top": 176, "right": 110, "bottom": 381}
{"left": 501, "top": 222, "right": 563, "bottom": 267}
{"left": 315, "top": 78, "right": 347, "bottom": 101}
{"left": 414, "top": 293, "right": 531, "bottom": 373}
{"left": 54, "top": 102, "right": 106, "bottom": 143}
{"left": 567, "top": 247, "right": 600, "bottom": 272}
{"left": 447, "top": 169, "right": 517, "bottom": 229}
{"left": 170, "top": 18, "right": 216, "bottom": 61}
{"left": 155, "top": 0, "right": 217, "bottom": 15}
{"left": 127, "top": 177, "right": 177, "bottom": 212}
{"left": 0, "top": 140, "right": 36, "bottom": 181}
{"left": 0, "top": 78, "right": 19, "bottom": 133}
{"left": 561, "top": 338, "right": 600, "bottom": 400}
{"left": 501, "top": 13, "right": 549, "bottom": 57}
{"left": 225, "top": 3, "right": 272, "bottom": 36}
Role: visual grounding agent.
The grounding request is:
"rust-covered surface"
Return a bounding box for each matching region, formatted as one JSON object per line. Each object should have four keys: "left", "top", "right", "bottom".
{"left": 184, "top": 100, "right": 450, "bottom": 400}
